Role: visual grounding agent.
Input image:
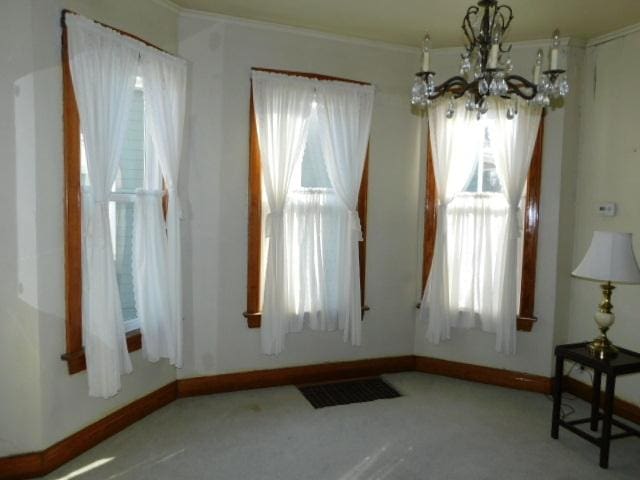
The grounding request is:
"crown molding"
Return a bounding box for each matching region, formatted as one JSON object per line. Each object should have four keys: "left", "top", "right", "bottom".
{"left": 158, "top": 1, "right": 633, "bottom": 53}
{"left": 177, "top": 7, "right": 419, "bottom": 54}
{"left": 587, "top": 22, "right": 640, "bottom": 47}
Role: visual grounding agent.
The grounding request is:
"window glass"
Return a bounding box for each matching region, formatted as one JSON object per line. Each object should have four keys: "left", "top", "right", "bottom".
{"left": 295, "top": 103, "right": 332, "bottom": 189}
{"left": 464, "top": 125, "right": 503, "bottom": 194}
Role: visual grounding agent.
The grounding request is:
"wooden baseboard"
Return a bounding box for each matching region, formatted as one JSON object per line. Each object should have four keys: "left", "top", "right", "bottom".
{"left": 415, "top": 355, "right": 553, "bottom": 394}
{"left": 176, "top": 356, "right": 416, "bottom": 397}
{"left": 0, "top": 382, "right": 177, "bottom": 480}
{"left": 563, "top": 376, "right": 640, "bottom": 425}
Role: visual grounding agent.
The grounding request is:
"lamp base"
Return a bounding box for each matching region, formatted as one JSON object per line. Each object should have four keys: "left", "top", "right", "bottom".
{"left": 587, "top": 334, "right": 618, "bottom": 359}
{"left": 587, "top": 284, "right": 618, "bottom": 359}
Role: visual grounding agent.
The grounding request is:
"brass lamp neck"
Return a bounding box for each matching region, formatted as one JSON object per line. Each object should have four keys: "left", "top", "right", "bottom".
{"left": 599, "top": 281, "right": 615, "bottom": 314}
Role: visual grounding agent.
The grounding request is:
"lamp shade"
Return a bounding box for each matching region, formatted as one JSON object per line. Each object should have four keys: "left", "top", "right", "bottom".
{"left": 572, "top": 231, "right": 640, "bottom": 284}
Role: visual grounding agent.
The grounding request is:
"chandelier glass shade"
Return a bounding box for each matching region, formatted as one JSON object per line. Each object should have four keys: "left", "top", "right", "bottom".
{"left": 411, "top": 0, "right": 569, "bottom": 117}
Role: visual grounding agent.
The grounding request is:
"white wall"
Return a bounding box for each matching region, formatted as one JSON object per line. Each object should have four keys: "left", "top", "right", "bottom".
{"left": 0, "top": 0, "right": 178, "bottom": 456}
{"left": 413, "top": 41, "right": 585, "bottom": 378}
{"left": 178, "top": 13, "right": 421, "bottom": 378}
{"left": 4, "top": 0, "right": 638, "bottom": 458}
{"left": 567, "top": 29, "right": 640, "bottom": 407}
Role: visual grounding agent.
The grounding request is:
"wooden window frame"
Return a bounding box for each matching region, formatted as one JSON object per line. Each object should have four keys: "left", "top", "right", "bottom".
{"left": 421, "top": 118, "right": 544, "bottom": 332}
{"left": 243, "top": 67, "right": 370, "bottom": 328}
{"left": 60, "top": 11, "right": 169, "bottom": 374}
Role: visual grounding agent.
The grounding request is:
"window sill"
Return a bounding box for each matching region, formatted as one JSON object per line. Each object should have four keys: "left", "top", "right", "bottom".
{"left": 414, "top": 303, "right": 537, "bottom": 332}
{"left": 243, "top": 306, "right": 371, "bottom": 329}
{"left": 61, "top": 329, "right": 142, "bottom": 375}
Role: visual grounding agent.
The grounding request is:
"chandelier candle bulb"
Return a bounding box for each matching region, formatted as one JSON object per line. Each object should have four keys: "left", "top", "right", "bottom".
{"left": 533, "top": 49, "right": 543, "bottom": 84}
{"left": 488, "top": 43, "right": 499, "bottom": 69}
{"left": 488, "top": 28, "right": 501, "bottom": 69}
{"left": 422, "top": 33, "right": 431, "bottom": 72}
{"left": 550, "top": 29, "right": 560, "bottom": 70}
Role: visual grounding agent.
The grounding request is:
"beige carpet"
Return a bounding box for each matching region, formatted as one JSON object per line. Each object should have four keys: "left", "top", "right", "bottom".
{"left": 42, "top": 372, "right": 640, "bottom": 479}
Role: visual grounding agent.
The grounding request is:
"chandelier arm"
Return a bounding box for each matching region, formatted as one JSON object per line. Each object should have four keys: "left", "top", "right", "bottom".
{"left": 497, "top": 5, "right": 513, "bottom": 35}
{"left": 490, "top": 4, "right": 500, "bottom": 40}
{"left": 462, "top": 6, "right": 480, "bottom": 48}
{"left": 499, "top": 43, "right": 513, "bottom": 54}
{"left": 479, "top": 4, "right": 492, "bottom": 68}
{"left": 504, "top": 74, "right": 537, "bottom": 90}
{"left": 505, "top": 75, "right": 537, "bottom": 100}
{"left": 494, "top": 5, "right": 513, "bottom": 54}
{"left": 431, "top": 76, "right": 470, "bottom": 99}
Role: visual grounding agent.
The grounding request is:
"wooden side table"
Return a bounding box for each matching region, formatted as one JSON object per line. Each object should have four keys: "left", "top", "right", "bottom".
{"left": 551, "top": 342, "right": 640, "bottom": 468}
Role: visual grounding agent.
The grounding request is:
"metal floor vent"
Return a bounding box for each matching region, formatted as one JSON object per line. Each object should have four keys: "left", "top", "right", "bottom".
{"left": 298, "top": 377, "right": 401, "bottom": 409}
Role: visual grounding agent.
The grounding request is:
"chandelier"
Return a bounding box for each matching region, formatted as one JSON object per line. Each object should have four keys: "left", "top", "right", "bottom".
{"left": 410, "top": 0, "right": 569, "bottom": 117}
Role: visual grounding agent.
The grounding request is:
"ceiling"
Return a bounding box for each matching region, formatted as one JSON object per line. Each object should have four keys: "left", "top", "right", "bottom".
{"left": 172, "top": 0, "right": 640, "bottom": 47}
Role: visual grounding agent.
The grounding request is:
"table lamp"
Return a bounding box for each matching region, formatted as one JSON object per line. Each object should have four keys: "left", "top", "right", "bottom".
{"left": 572, "top": 231, "right": 640, "bottom": 358}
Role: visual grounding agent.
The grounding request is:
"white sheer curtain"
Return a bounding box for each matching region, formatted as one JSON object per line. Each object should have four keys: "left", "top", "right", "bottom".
{"left": 67, "top": 15, "right": 138, "bottom": 398}
{"left": 447, "top": 194, "right": 508, "bottom": 331}
{"left": 316, "top": 81, "right": 375, "bottom": 346}
{"left": 140, "top": 49, "right": 188, "bottom": 366}
{"left": 252, "top": 71, "right": 315, "bottom": 354}
{"left": 133, "top": 190, "right": 171, "bottom": 362}
{"left": 491, "top": 99, "right": 541, "bottom": 354}
{"left": 283, "top": 188, "right": 345, "bottom": 332}
{"left": 419, "top": 98, "right": 484, "bottom": 343}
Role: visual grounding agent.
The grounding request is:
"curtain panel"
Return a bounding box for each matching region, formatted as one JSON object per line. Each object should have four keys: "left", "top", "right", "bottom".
{"left": 139, "top": 48, "right": 188, "bottom": 367}
{"left": 252, "top": 71, "right": 374, "bottom": 354}
{"left": 491, "top": 98, "right": 542, "bottom": 354}
{"left": 316, "top": 81, "right": 375, "bottom": 346}
{"left": 67, "top": 13, "right": 187, "bottom": 396}
{"left": 252, "top": 71, "right": 316, "bottom": 354}
{"left": 419, "top": 97, "right": 484, "bottom": 344}
{"left": 66, "top": 14, "right": 139, "bottom": 397}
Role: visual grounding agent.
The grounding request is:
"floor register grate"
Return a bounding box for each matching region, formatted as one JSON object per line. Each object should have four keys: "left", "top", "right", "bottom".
{"left": 298, "top": 377, "right": 401, "bottom": 409}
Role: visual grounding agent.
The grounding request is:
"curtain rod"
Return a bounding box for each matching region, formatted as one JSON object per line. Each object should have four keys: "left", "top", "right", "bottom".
{"left": 60, "top": 9, "right": 174, "bottom": 57}
{"left": 251, "top": 67, "right": 371, "bottom": 86}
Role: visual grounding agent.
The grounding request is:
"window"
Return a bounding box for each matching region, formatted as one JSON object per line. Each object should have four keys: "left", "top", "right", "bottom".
{"left": 61, "top": 16, "right": 166, "bottom": 374}
{"left": 421, "top": 116, "right": 543, "bottom": 332}
{"left": 244, "top": 68, "right": 369, "bottom": 328}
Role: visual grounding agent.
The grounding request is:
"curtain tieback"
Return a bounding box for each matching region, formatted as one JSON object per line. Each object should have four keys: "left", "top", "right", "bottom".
{"left": 347, "top": 210, "right": 363, "bottom": 241}
{"left": 265, "top": 210, "right": 284, "bottom": 238}
{"left": 509, "top": 204, "right": 524, "bottom": 238}
{"left": 166, "top": 186, "right": 183, "bottom": 220}
{"left": 82, "top": 187, "right": 109, "bottom": 206}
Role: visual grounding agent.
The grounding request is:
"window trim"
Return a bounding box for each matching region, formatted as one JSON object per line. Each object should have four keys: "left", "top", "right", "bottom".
{"left": 420, "top": 117, "right": 544, "bottom": 332}
{"left": 60, "top": 11, "right": 168, "bottom": 374}
{"left": 243, "top": 67, "right": 370, "bottom": 328}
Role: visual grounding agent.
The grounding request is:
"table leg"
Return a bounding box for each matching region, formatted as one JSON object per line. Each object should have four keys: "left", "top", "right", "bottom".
{"left": 590, "top": 370, "right": 602, "bottom": 431}
{"left": 599, "top": 373, "right": 616, "bottom": 469}
{"left": 551, "top": 353, "right": 564, "bottom": 439}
